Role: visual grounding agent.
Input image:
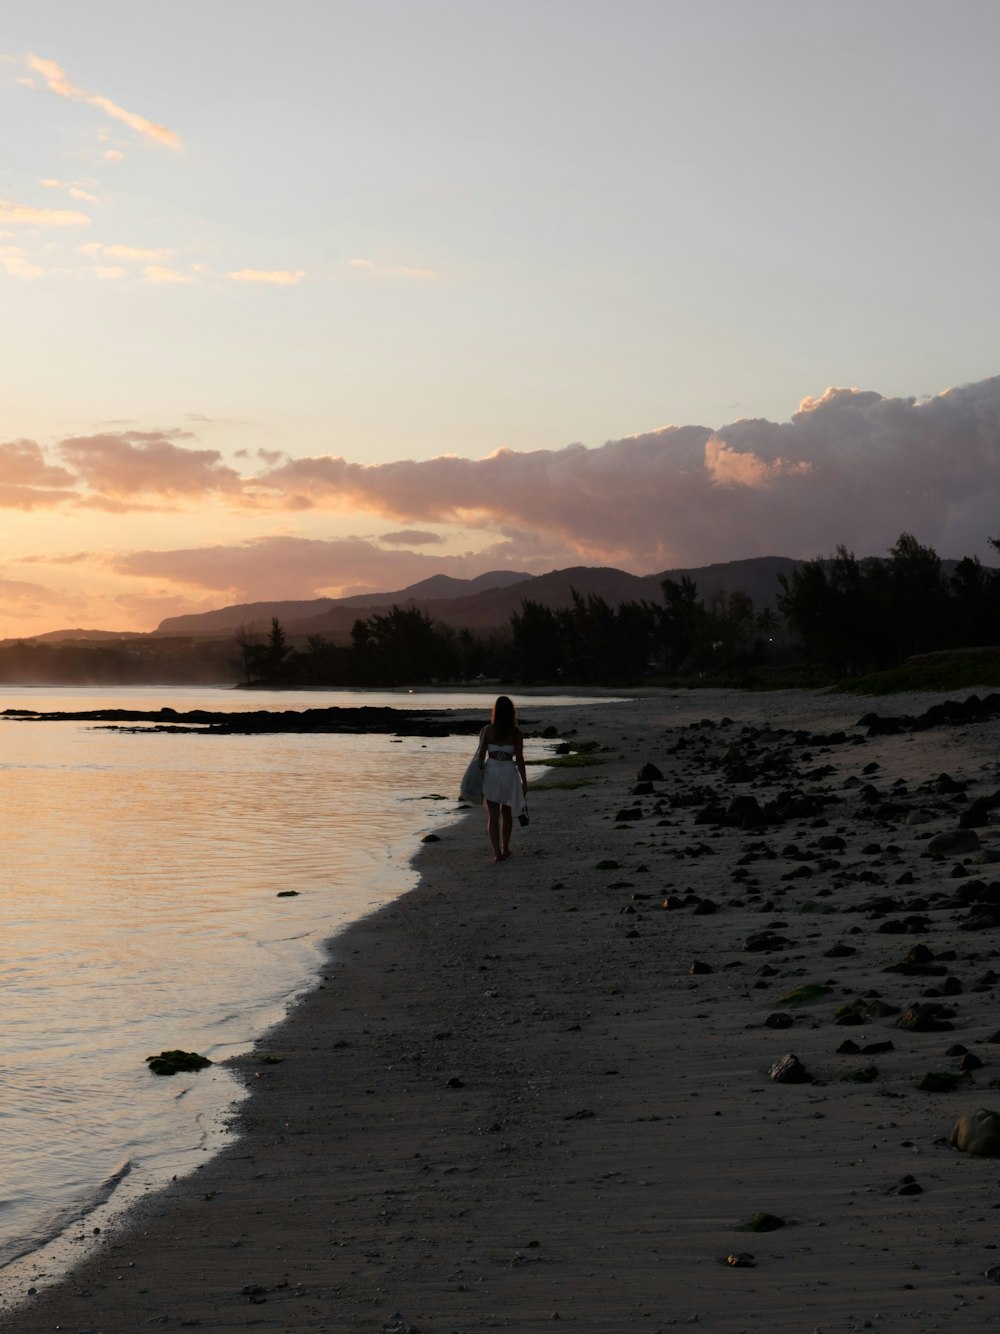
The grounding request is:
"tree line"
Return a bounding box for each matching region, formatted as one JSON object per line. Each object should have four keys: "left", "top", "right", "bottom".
{"left": 776, "top": 532, "right": 1000, "bottom": 676}
{"left": 238, "top": 581, "right": 782, "bottom": 687}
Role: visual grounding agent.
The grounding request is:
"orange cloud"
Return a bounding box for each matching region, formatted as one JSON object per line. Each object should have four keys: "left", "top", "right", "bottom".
{"left": 111, "top": 535, "right": 545, "bottom": 599}
{"left": 26, "top": 53, "right": 182, "bottom": 150}
{"left": 0, "top": 439, "right": 76, "bottom": 507}
{"left": 81, "top": 242, "right": 174, "bottom": 261}
{"left": 58, "top": 431, "right": 241, "bottom": 501}
{"left": 0, "top": 574, "right": 69, "bottom": 606}
{"left": 348, "top": 258, "right": 437, "bottom": 280}
{"left": 0, "top": 246, "right": 43, "bottom": 278}
{"left": 379, "top": 529, "right": 445, "bottom": 546}
{"left": 704, "top": 437, "right": 812, "bottom": 488}
{"left": 228, "top": 269, "right": 306, "bottom": 285}
{"left": 0, "top": 201, "right": 90, "bottom": 227}
{"left": 143, "top": 264, "right": 194, "bottom": 284}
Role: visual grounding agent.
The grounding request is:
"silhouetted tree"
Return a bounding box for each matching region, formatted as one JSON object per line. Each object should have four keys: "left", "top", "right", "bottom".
{"left": 510, "top": 599, "right": 563, "bottom": 680}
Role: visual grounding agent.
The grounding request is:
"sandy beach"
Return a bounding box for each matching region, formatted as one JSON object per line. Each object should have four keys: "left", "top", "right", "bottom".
{"left": 4, "top": 687, "right": 1000, "bottom": 1333}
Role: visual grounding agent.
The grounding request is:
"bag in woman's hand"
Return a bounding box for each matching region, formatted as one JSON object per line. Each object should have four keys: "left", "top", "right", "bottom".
{"left": 518, "top": 804, "right": 529, "bottom": 827}
{"left": 459, "top": 754, "right": 484, "bottom": 804}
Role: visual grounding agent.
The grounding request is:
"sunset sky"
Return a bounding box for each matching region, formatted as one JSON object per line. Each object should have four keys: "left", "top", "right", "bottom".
{"left": 2, "top": 0, "right": 1000, "bottom": 638}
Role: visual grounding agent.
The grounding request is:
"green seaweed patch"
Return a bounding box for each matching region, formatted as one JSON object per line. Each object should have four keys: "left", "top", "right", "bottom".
{"left": 777, "top": 983, "right": 832, "bottom": 1007}
{"left": 531, "top": 777, "right": 598, "bottom": 790}
{"left": 915, "top": 1070, "right": 966, "bottom": 1093}
{"left": 836, "top": 652, "right": 1000, "bottom": 696}
{"left": 833, "top": 1000, "right": 864, "bottom": 1020}
{"left": 746, "top": 1212, "right": 785, "bottom": 1233}
{"left": 146, "top": 1049, "right": 212, "bottom": 1077}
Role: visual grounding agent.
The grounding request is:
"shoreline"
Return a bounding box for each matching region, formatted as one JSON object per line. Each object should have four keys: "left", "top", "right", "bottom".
{"left": 4, "top": 688, "right": 1000, "bottom": 1331}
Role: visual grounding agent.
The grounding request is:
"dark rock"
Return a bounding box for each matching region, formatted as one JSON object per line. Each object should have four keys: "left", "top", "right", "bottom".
{"left": 894, "top": 1178, "right": 924, "bottom": 1195}
{"left": 928, "top": 829, "right": 981, "bottom": 857}
{"left": 897, "top": 1004, "right": 955, "bottom": 1032}
{"left": 769, "top": 1053, "right": 812, "bottom": 1084}
{"left": 839, "top": 1066, "right": 879, "bottom": 1083}
{"left": 817, "top": 835, "right": 847, "bottom": 851}
{"left": 763, "top": 1011, "right": 793, "bottom": 1029}
{"left": 689, "top": 960, "right": 713, "bottom": 974}
{"left": 743, "top": 933, "right": 792, "bottom": 953}
{"left": 877, "top": 919, "right": 909, "bottom": 935}
{"left": 949, "top": 1107, "right": 1000, "bottom": 1156}
{"left": 745, "top": 1212, "right": 785, "bottom": 1233}
{"left": 863, "top": 1039, "right": 895, "bottom": 1055}
{"left": 637, "top": 763, "right": 664, "bottom": 782}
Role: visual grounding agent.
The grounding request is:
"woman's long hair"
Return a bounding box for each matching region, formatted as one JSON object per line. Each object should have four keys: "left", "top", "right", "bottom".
{"left": 490, "top": 695, "right": 517, "bottom": 744}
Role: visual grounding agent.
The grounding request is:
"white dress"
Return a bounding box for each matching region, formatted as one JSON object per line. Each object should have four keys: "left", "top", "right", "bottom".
{"left": 482, "top": 741, "right": 526, "bottom": 816}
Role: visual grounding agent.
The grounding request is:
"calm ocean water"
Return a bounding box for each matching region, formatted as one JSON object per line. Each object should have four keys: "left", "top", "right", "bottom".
{"left": 0, "top": 686, "right": 599, "bottom": 1299}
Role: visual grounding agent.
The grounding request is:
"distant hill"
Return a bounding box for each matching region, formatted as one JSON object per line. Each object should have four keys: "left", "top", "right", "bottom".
{"left": 334, "top": 569, "right": 532, "bottom": 607}
{"left": 24, "top": 628, "right": 134, "bottom": 644}
{"left": 153, "top": 570, "right": 533, "bottom": 638}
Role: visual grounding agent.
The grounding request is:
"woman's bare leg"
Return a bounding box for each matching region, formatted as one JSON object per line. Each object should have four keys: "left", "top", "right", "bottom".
{"left": 500, "top": 806, "right": 513, "bottom": 859}
{"left": 485, "top": 800, "right": 502, "bottom": 861}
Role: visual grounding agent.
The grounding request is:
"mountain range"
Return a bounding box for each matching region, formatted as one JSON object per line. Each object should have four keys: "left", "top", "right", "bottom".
{"left": 142, "top": 556, "right": 800, "bottom": 643}
{"left": 25, "top": 552, "right": 980, "bottom": 647}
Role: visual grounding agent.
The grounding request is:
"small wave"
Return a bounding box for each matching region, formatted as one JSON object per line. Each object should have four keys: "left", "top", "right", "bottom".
{"left": 0, "top": 1160, "right": 132, "bottom": 1271}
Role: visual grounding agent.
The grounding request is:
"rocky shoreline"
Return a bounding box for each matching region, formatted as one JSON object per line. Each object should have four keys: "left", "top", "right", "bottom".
{"left": 1, "top": 704, "right": 488, "bottom": 737}
{"left": 3, "top": 687, "right": 999, "bottom": 1332}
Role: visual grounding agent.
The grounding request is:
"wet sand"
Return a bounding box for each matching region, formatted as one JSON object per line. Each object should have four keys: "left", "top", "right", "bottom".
{"left": 4, "top": 688, "right": 1000, "bottom": 1333}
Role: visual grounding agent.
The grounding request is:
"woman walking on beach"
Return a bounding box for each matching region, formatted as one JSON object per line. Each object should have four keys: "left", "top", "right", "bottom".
{"left": 477, "top": 695, "right": 528, "bottom": 862}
